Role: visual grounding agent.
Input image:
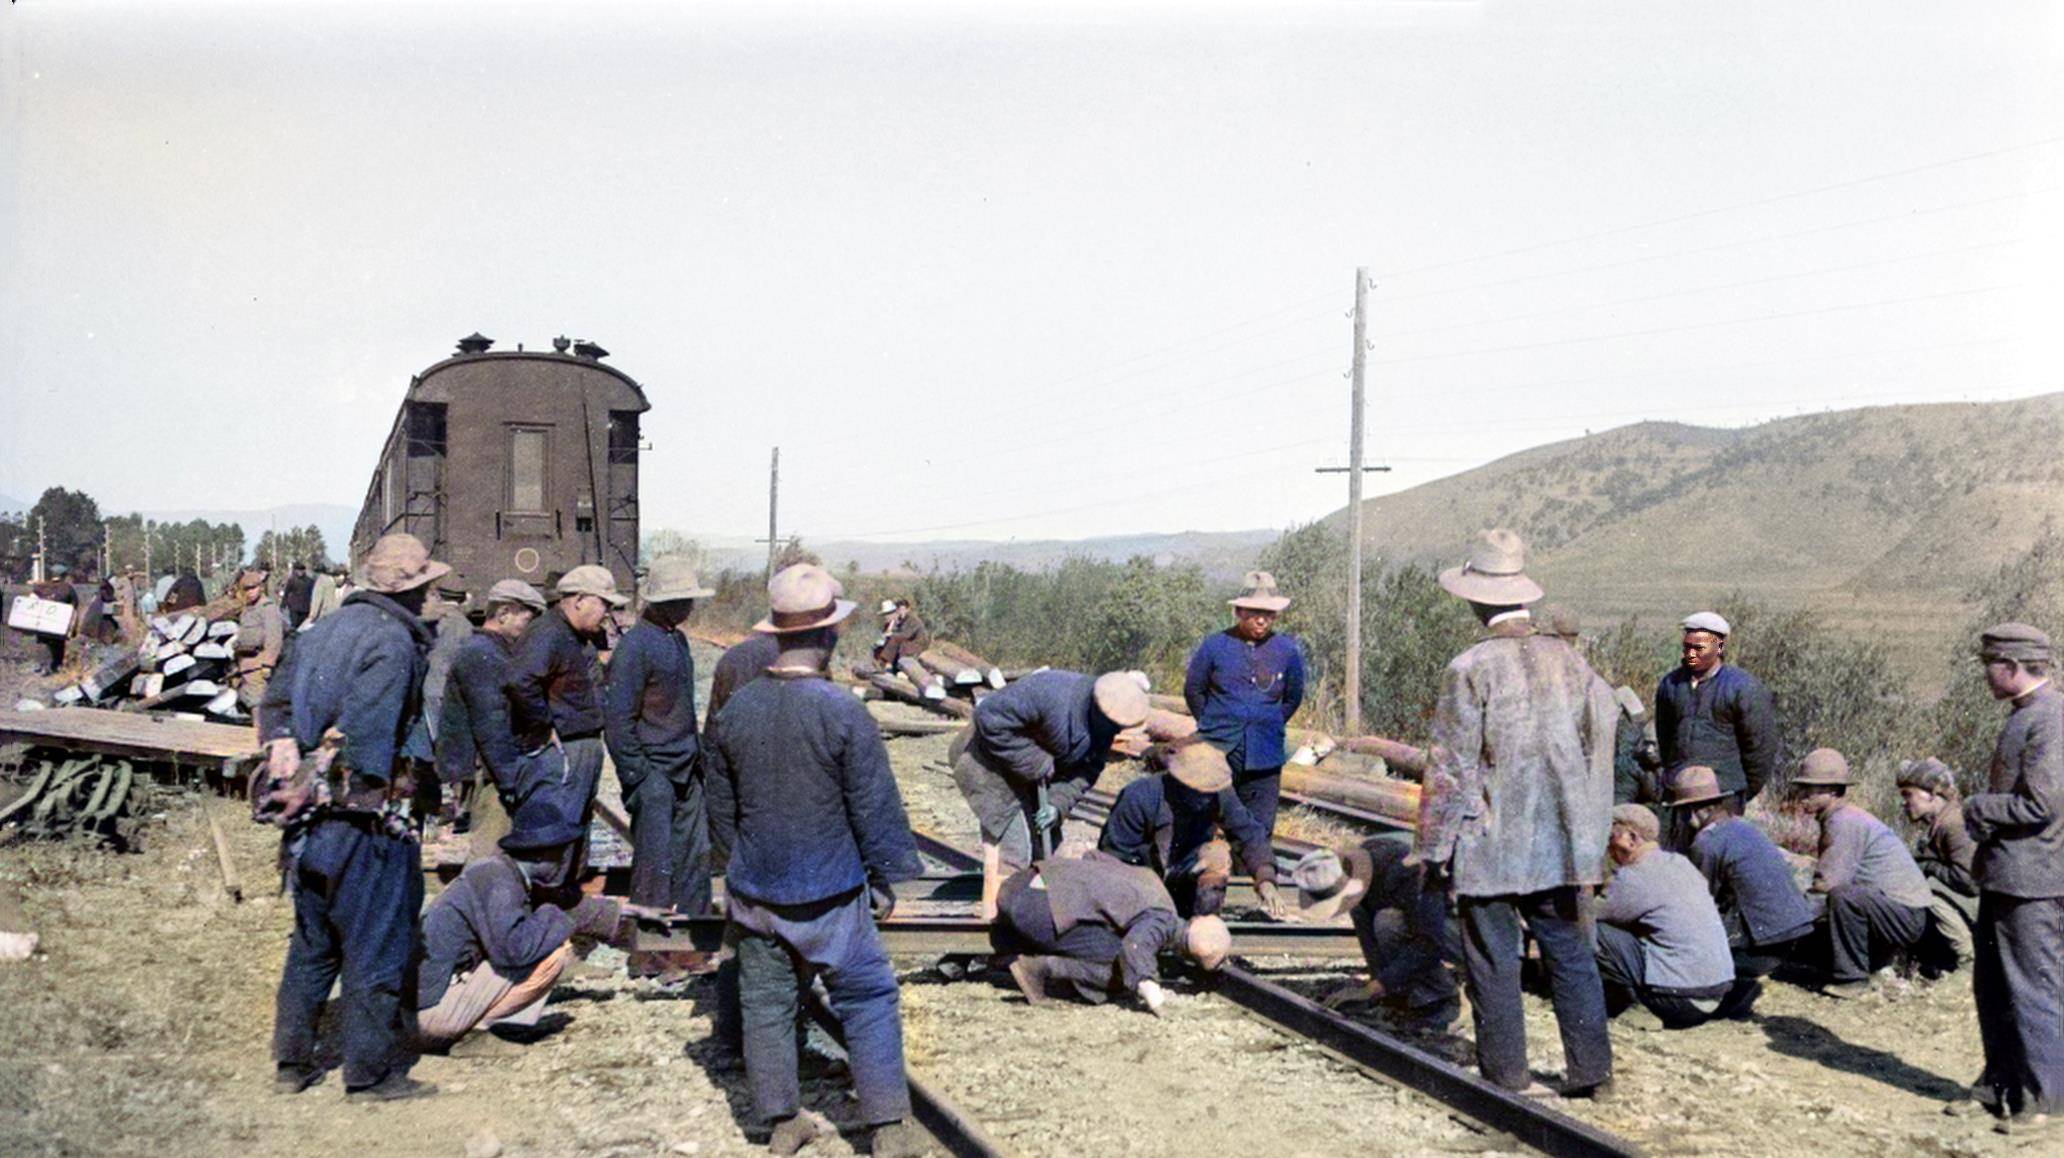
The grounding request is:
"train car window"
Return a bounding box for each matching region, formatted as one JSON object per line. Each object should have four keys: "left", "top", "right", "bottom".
{"left": 406, "top": 402, "right": 448, "bottom": 457}
{"left": 608, "top": 411, "right": 638, "bottom": 465}
{"left": 509, "top": 427, "right": 548, "bottom": 513}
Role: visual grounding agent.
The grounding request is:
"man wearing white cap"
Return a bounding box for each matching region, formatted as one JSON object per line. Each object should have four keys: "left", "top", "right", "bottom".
{"left": 873, "top": 597, "right": 929, "bottom": 677}
{"left": 1654, "top": 610, "right": 1783, "bottom": 817}
{"left": 507, "top": 564, "right": 627, "bottom": 881}
{"left": 705, "top": 564, "right": 926, "bottom": 1158}
{"left": 1184, "top": 570, "right": 1306, "bottom": 842}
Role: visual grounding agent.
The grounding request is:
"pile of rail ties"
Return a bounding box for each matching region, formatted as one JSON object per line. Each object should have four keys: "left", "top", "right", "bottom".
{"left": 40, "top": 610, "right": 253, "bottom": 723}
{"left": 0, "top": 751, "right": 143, "bottom": 849}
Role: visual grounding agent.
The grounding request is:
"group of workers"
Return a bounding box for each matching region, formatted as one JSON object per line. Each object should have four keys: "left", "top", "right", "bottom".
{"left": 239, "top": 523, "right": 2062, "bottom": 1151}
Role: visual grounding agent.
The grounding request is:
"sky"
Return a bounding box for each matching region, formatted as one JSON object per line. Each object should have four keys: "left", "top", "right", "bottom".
{"left": 3, "top": 0, "right": 2060, "bottom": 546}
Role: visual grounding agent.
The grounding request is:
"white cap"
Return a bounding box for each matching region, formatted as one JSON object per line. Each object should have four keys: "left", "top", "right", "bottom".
{"left": 1682, "top": 611, "right": 1730, "bottom": 637}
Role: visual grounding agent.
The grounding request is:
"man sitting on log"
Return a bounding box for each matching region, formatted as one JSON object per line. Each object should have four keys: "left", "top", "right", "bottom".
{"left": 1673, "top": 765, "right": 1815, "bottom": 1003}
{"left": 1596, "top": 804, "right": 1739, "bottom": 1028}
{"left": 872, "top": 597, "right": 929, "bottom": 678}
{"left": 1792, "top": 748, "right": 1933, "bottom": 998}
{"left": 1096, "top": 740, "right": 1286, "bottom": 918}
{"left": 991, "top": 848, "right": 1231, "bottom": 1016}
{"left": 1304, "top": 834, "right": 1462, "bottom": 1032}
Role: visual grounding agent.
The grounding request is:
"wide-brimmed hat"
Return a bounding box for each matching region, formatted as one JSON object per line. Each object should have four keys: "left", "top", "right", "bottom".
{"left": 485, "top": 578, "right": 548, "bottom": 613}
{"left": 642, "top": 555, "right": 714, "bottom": 603}
{"left": 1290, "top": 847, "right": 1371, "bottom": 922}
{"left": 878, "top": 600, "right": 898, "bottom": 616}
{"left": 1979, "top": 622, "right": 2052, "bottom": 663}
{"left": 360, "top": 533, "right": 452, "bottom": 594}
{"left": 1792, "top": 747, "right": 1852, "bottom": 788}
{"left": 1229, "top": 570, "right": 1291, "bottom": 613}
{"left": 753, "top": 564, "right": 857, "bottom": 634}
{"left": 1165, "top": 741, "right": 1232, "bottom": 793}
{"left": 1437, "top": 529, "right": 1544, "bottom": 606}
{"left": 1896, "top": 757, "right": 1956, "bottom": 796}
{"left": 557, "top": 565, "right": 629, "bottom": 607}
{"left": 500, "top": 792, "right": 585, "bottom": 854}
{"left": 1666, "top": 765, "right": 1726, "bottom": 808}
{"left": 1091, "top": 671, "right": 1152, "bottom": 728}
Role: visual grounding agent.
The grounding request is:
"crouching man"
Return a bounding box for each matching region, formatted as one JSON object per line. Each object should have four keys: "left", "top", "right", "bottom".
{"left": 991, "top": 849, "right": 1231, "bottom": 1016}
{"left": 1793, "top": 748, "right": 1932, "bottom": 998}
{"left": 1596, "top": 805, "right": 1738, "bottom": 1028}
{"left": 1302, "top": 833, "right": 1462, "bottom": 1033}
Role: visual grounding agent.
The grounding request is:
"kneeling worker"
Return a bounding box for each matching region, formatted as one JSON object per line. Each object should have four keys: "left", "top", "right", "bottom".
{"left": 1793, "top": 748, "right": 1932, "bottom": 997}
{"left": 1299, "top": 834, "right": 1461, "bottom": 1032}
{"left": 1097, "top": 740, "right": 1285, "bottom": 918}
{"left": 991, "top": 849, "right": 1231, "bottom": 1016}
{"left": 1675, "top": 765, "right": 1815, "bottom": 997}
{"left": 1596, "top": 804, "right": 1737, "bottom": 1028}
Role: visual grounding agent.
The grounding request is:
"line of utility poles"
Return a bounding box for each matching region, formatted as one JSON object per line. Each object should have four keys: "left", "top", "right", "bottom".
{"left": 1314, "top": 267, "right": 1390, "bottom": 736}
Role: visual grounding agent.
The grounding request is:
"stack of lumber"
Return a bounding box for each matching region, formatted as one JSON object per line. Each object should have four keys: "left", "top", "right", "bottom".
{"left": 41, "top": 609, "right": 252, "bottom": 723}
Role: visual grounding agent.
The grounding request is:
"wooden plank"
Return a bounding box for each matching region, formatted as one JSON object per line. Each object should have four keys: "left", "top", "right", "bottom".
{"left": 0, "top": 706, "right": 261, "bottom": 764}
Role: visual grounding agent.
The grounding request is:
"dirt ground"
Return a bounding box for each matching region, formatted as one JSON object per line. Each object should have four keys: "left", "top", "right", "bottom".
{"left": 0, "top": 645, "right": 2041, "bottom": 1157}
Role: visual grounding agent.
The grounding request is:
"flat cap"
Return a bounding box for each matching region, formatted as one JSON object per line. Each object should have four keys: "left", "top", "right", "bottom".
{"left": 1979, "top": 622, "right": 2052, "bottom": 663}
{"left": 486, "top": 579, "right": 548, "bottom": 612}
{"left": 1682, "top": 611, "right": 1731, "bottom": 637}
{"left": 1611, "top": 804, "right": 1660, "bottom": 843}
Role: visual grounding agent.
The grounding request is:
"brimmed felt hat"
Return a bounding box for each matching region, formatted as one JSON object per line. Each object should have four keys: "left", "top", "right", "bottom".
{"left": 1542, "top": 604, "right": 1580, "bottom": 640}
{"left": 1437, "top": 529, "right": 1544, "bottom": 606}
{"left": 1229, "top": 570, "right": 1291, "bottom": 613}
{"left": 1666, "top": 765, "right": 1726, "bottom": 808}
{"left": 1979, "top": 622, "right": 2052, "bottom": 663}
{"left": 1792, "top": 747, "right": 1852, "bottom": 788}
{"left": 360, "top": 533, "right": 452, "bottom": 594}
{"left": 1091, "top": 671, "right": 1151, "bottom": 728}
{"left": 486, "top": 578, "right": 548, "bottom": 612}
{"left": 1896, "top": 757, "right": 1956, "bottom": 796}
{"left": 1611, "top": 803, "right": 1661, "bottom": 842}
{"left": 1682, "top": 611, "right": 1731, "bottom": 637}
{"left": 879, "top": 600, "right": 898, "bottom": 616}
{"left": 642, "top": 555, "right": 714, "bottom": 603}
{"left": 1165, "top": 740, "right": 1232, "bottom": 793}
{"left": 1290, "top": 847, "right": 1372, "bottom": 922}
{"left": 500, "top": 792, "right": 585, "bottom": 854}
{"left": 557, "top": 564, "right": 629, "bottom": 607}
{"left": 753, "top": 564, "right": 857, "bottom": 634}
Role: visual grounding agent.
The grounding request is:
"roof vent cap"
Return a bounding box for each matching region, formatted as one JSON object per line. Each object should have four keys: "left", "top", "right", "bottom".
{"left": 573, "top": 339, "right": 609, "bottom": 361}
{"left": 552, "top": 335, "right": 572, "bottom": 353}
{"left": 456, "top": 332, "right": 494, "bottom": 354}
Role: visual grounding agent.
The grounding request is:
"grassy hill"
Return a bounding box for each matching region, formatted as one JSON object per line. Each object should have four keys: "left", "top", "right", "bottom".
{"left": 1327, "top": 392, "right": 2064, "bottom": 689}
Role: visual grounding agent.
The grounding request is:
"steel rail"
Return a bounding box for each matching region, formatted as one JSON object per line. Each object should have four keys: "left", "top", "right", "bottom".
{"left": 798, "top": 976, "right": 1011, "bottom": 1157}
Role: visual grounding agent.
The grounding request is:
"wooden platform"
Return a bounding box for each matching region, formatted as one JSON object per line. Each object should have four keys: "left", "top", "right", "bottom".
{"left": 0, "top": 706, "right": 261, "bottom": 767}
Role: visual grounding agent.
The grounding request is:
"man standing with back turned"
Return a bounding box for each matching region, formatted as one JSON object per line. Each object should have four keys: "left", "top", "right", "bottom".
{"left": 1418, "top": 529, "right": 1616, "bottom": 1099}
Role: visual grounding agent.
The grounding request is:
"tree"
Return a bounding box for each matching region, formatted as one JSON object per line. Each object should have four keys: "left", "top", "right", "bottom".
{"left": 28, "top": 486, "right": 102, "bottom": 574}
{"left": 640, "top": 528, "right": 706, "bottom": 569}
{"left": 250, "top": 525, "right": 330, "bottom": 572}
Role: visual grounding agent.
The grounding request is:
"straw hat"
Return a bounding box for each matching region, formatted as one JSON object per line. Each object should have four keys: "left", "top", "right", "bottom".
{"left": 556, "top": 564, "right": 628, "bottom": 607}
{"left": 1229, "top": 571, "right": 1291, "bottom": 612}
{"left": 752, "top": 564, "right": 857, "bottom": 634}
{"left": 1091, "top": 671, "right": 1151, "bottom": 728}
{"left": 642, "top": 555, "right": 714, "bottom": 603}
{"left": 1437, "top": 529, "right": 1544, "bottom": 605}
{"left": 1666, "top": 765, "right": 1726, "bottom": 808}
{"left": 485, "top": 578, "right": 547, "bottom": 612}
{"left": 1290, "top": 847, "right": 1371, "bottom": 922}
{"left": 1792, "top": 747, "right": 1852, "bottom": 788}
{"left": 878, "top": 600, "right": 898, "bottom": 616}
{"left": 360, "top": 533, "right": 452, "bottom": 594}
{"left": 1165, "top": 741, "right": 1232, "bottom": 793}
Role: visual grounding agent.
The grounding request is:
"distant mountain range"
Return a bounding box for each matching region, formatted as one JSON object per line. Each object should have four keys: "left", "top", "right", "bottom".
{"left": 689, "top": 529, "right": 1280, "bottom": 581}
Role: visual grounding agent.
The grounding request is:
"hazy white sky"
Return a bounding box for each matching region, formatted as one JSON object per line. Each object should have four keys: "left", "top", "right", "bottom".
{"left": 3, "top": 1, "right": 2060, "bottom": 544}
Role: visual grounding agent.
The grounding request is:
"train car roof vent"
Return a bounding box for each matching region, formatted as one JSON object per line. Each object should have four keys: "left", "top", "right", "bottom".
{"left": 456, "top": 332, "right": 494, "bottom": 354}
{"left": 552, "top": 336, "right": 572, "bottom": 353}
{"left": 572, "top": 339, "right": 610, "bottom": 361}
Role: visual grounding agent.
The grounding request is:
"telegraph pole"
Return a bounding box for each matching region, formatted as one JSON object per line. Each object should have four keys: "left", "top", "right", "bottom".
{"left": 764, "top": 447, "right": 781, "bottom": 581}
{"left": 1311, "top": 270, "right": 1387, "bottom": 735}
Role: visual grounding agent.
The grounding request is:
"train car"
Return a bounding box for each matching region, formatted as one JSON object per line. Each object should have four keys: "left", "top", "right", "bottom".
{"left": 350, "top": 332, "right": 649, "bottom": 603}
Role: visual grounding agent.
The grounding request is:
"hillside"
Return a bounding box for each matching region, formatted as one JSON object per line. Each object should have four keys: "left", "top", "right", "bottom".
{"left": 694, "top": 529, "right": 1277, "bottom": 581}
{"left": 1328, "top": 392, "right": 2064, "bottom": 686}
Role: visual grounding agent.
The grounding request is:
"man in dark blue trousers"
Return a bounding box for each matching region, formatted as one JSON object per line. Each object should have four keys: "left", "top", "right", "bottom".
{"left": 707, "top": 564, "right": 927, "bottom": 1158}
{"left": 1184, "top": 570, "right": 1304, "bottom": 840}
{"left": 258, "top": 532, "right": 448, "bottom": 1101}
{"left": 1097, "top": 741, "right": 1285, "bottom": 918}
{"left": 1654, "top": 611, "right": 1783, "bottom": 820}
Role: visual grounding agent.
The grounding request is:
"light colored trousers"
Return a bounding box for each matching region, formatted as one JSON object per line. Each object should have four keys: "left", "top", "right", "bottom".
{"left": 416, "top": 944, "right": 572, "bottom": 1047}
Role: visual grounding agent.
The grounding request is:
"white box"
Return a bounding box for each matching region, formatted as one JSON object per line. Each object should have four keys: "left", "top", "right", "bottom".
{"left": 7, "top": 594, "right": 74, "bottom": 636}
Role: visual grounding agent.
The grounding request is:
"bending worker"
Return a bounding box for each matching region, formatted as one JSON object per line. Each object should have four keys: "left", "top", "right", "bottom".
{"left": 1596, "top": 804, "right": 1739, "bottom": 1028}
{"left": 1184, "top": 570, "right": 1305, "bottom": 841}
{"left": 1097, "top": 740, "right": 1286, "bottom": 918}
{"left": 1674, "top": 764, "right": 1815, "bottom": 1001}
{"left": 951, "top": 667, "right": 1152, "bottom": 918}
{"left": 1303, "top": 833, "right": 1462, "bottom": 1033}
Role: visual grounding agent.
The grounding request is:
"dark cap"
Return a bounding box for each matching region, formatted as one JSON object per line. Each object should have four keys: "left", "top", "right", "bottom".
{"left": 1979, "top": 622, "right": 2052, "bottom": 663}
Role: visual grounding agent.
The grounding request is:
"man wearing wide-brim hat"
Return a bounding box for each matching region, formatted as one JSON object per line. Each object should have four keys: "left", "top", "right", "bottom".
{"left": 1957, "top": 623, "right": 2064, "bottom": 1133}
{"left": 1789, "top": 747, "right": 1932, "bottom": 1000}
{"left": 1095, "top": 739, "right": 1287, "bottom": 919}
{"left": 1654, "top": 610, "right": 1783, "bottom": 818}
{"left": 1299, "top": 834, "right": 1462, "bottom": 1032}
{"left": 1671, "top": 764, "right": 1814, "bottom": 1013}
{"left": 1419, "top": 528, "right": 1616, "bottom": 1099}
{"left": 603, "top": 555, "right": 718, "bottom": 984}
{"left": 704, "top": 564, "right": 928, "bottom": 1158}
{"left": 952, "top": 664, "right": 1155, "bottom": 920}
{"left": 1183, "top": 570, "right": 1306, "bottom": 845}
{"left": 258, "top": 532, "right": 450, "bottom": 1101}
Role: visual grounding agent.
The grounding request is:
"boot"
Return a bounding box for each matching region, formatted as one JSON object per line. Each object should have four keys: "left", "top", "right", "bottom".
{"left": 870, "top": 1120, "right": 929, "bottom": 1158}
{"left": 768, "top": 1112, "right": 827, "bottom": 1156}
{"left": 1008, "top": 956, "right": 1052, "bottom": 1005}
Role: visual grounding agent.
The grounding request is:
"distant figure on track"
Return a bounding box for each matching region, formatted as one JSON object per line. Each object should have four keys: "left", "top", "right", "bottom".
{"left": 1790, "top": 748, "right": 1932, "bottom": 999}
{"left": 1184, "top": 570, "right": 1305, "bottom": 842}
{"left": 1654, "top": 611, "right": 1783, "bottom": 819}
{"left": 1417, "top": 528, "right": 1617, "bottom": 1099}
{"left": 872, "top": 597, "right": 929, "bottom": 681}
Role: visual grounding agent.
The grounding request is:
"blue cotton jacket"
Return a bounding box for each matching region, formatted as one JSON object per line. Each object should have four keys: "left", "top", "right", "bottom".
{"left": 1097, "top": 772, "right": 1278, "bottom": 885}
{"left": 706, "top": 670, "right": 923, "bottom": 905}
{"left": 1688, "top": 815, "right": 1816, "bottom": 949}
{"left": 969, "top": 669, "right": 1122, "bottom": 816}
{"left": 260, "top": 591, "right": 431, "bottom": 785}
{"left": 603, "top": 617, "right": 701, "bottom": 782}
{"left": 436, "top": 631, "right": 523, "bottom": 789}
{"left": 1654, "top": 663, "right": 1783, "bottom": 800}
{"left": 417, "top": 853, "right": 619, "bottom": 1008}
{"left": 509, "top": 606, "right": 606, "bottom": 747}
{"left": 1184, "top": 630, "right": 1305, "bottom": 773}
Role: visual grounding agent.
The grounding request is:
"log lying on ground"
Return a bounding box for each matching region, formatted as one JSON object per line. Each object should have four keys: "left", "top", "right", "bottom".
{"left": 1333, "top": 735, "right": 1429, "bottom": 777}
{"left": 1280, "top": 765, "right": 1420, "bottom": 826}
{"left": 874, "top": 716, "right": 965, "bottom": 738}
{"left": 866, "top": 673, "right": 973, "bottom": 719}
{"left": 919, "top": 642, "right": 1006, "bottom": 690}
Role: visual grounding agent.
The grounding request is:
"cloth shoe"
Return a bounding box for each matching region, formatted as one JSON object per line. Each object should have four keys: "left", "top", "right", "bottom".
{"left": 344, "top": 1073, "right": 437, "bottom": 1102}
{"left": 1562, "top": 1079, "right": 1616, "bottom": 1102}
{"left": 1616, "top": 1006, "right": 1666, "bottom": 1033}
{"left": 1820, "top": 980, "right": 1872, "bottom": 1000}
{"left": 1717, "top": 978, "right": 1764, "bottom": 1020}
{"left": 447, "top": 1031, "right": 528, "bottom": 1059}
{"left": 273, "top": 1064, "right": 320, "bottom": 1095}
{"left": 768, "top": 1112, "right": 829, "bottom": 1156}
{"left": 870, "top": 1120, "right": 928, "bottom": 1158}
{"left": 1996, "top": 1111, "right": 2052, "bottom": 1137}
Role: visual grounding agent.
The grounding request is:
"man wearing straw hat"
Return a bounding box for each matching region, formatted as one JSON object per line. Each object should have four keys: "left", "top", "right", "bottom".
{"left": 258, "top": 532, "right": 449, "bottom": 1101}
{"left": 706, "top": 563, "right": 927, "bottom": 1158}
{"left": 1096, "top": 739, "right": 1286, "bottom": 918}
{"left": 1184, "top": 570, "right": 1306, "bottom": 842}
{"left": 1418, "top": 528, "right": 1616, "bottom": 1098}
{"left": 1789, "top": 747, "right": 1931, "bottom": 999}
{"left": 605, "top": 555, "right": 718, "bottom": 982}
{"left": 1300, "top": 834, "right": 1461, "bottom": 1032}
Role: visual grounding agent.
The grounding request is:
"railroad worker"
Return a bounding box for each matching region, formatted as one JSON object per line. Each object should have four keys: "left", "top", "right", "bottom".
{"left": 1790, "top": 748, "right": 1932, "bottom": 998}
{"left": 1418, "top": 528, "right": 1616, "bottom": 1099}
{"left": 1183, "top": 570, "right": 1306, "bottom": 841}
{"left": 1958, "top": 623, "right": 2064, "bottom": 1133}
{"left": 415, "top": 797, "right": 638, "bottom": 1054}
{"left": 1653, "top": 611, "right": 1783, "bottom": 816}
{"left": 872, "top": 597, "right": 929, "bottom": 676}
{"left": 1613, "top": 686, "right": 1665, "bottom": 809}
{"left": 1673, "top": 765, "right": 1815, "bottom": 1002}
{"left": 1096, "top": 740, "right": 1286, "bottom": 918}
{"left": 282, "top": 561, "right": 315, "bottom": 631}
{"left": 605, "top": 555, "right": 717, "bottom": 983}
{"left": 1898, "top": 757, "right": 1978, "bottom": 973}
{"left": 1596, "top": 804, "right": 1737, "bottom": 1028}
{"left": 991, "top": 849, "right": 1232, "bottom": 1016}
{"left": 705, "top": 563, "right": 926, "bottom": 1158}
{"left": 952, "top": 666, "right": 1153, "bottom": 919}
{"left": 257, "top": 532, "right": 448, "bottom": 1102}
{"left": 161, "top": 567, "right": 206, "bottom": 613}
{"left": 27, "top": 562, "right": 76, "bottom": 674}
{"left": 302, "top": 566, "right": 343, "bottom": 630}
{"left": 436, "top": 580, "right": 545, "bottom": 824}
{"left": 1305, "top": 834, "right": 1463, "bottom": 1032}
{"left": 232, "top": 569, "right": 286, "bottom": 719}
{"left": 509, "top": 564, "right": 626, "bottom": 873}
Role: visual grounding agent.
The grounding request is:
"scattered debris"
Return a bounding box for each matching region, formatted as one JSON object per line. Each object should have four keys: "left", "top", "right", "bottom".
{"left": 0, "top": 752, "right": 145, "bottom": 848}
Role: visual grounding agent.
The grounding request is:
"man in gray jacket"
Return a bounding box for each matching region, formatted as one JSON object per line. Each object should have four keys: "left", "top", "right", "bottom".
{"left": 1791, "top": 748, "right": 1932, "bottom": 998}
{"left": 1596, "top": 805, "right": 1736, "bottom": 1028}
{"left": 1417, "top": 529, "right": 1616, "bottom": 1099}
{"left": 1957, "top": 623, "right": 2064, "bottom": 1135}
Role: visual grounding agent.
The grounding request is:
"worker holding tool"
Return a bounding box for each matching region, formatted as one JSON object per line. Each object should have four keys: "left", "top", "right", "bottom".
{"left": 1097, "top": 739, "right": 1286, "bottom": 918}
{"left": 950, "top": 667, "right": 1153, "bottom": 919}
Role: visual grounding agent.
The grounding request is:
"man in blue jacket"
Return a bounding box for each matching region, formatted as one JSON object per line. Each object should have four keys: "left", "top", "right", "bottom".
{"left": 1654, "top": 611, "right": 1783, "bottom": 822}
{"left": 258, "top": 533, "right": 448, "bottom": 1102}
{"left": 436, "top": 579, "right": 545, "bottom": 816}
{"left": 508, "top": 564, "right": 626, "bottom": 881}
{"left": 1674, "top": 764, "right": 1814, "bottom": 1015}
{"left": 604, "top": 555, "right": 716, "bottom": 982}
{"left": 1184, "top": 570, "right": 1305, "bottom": 841}
{"left": 1097, "top": 740, "right": 1285, "bottom": 917}
{"left": 706, "top": 564, "right": 926, "bottom": 1158}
